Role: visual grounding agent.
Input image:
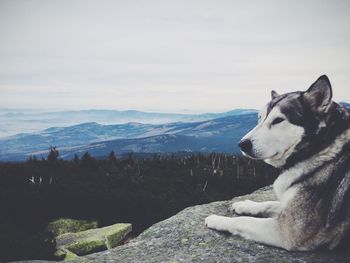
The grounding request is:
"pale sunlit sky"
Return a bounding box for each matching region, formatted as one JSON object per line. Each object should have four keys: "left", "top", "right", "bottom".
{"left": 0, "top": 0, "right": 349, "bottom": 113}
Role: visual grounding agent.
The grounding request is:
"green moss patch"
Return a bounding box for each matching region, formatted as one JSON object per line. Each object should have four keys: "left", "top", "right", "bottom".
{"left": 66, "top": 239, "right": 106, "bottom": 256}
{"left": 55, "top": 223, "right": 132, "bottom": 258}
{"left": 54, "top": 248, "right": 78, "bottom": 260}
{"left": 105, "top": 224, "right": 132, "bottom": 248}
{"left": 47, "top": 218, "right": 98, "bottom": 237}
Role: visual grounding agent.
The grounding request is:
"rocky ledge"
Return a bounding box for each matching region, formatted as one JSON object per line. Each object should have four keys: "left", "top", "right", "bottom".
{"left": 24, "top": 186, "right": 350, "bottom": 262}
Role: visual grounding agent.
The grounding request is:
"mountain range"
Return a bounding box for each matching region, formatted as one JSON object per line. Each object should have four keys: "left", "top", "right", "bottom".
{"left": 0, "top": 102, "right": 348, "bottom": 162}
{"left": 0, "top": 108, "right": 255, "bottom": 137}
{"left": 0, "top": 113, "right": 257, "bottom": 161}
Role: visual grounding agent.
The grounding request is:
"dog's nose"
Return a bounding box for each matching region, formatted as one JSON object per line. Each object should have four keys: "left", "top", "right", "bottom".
{"left": 239, "top": 139, "right": 252, "bottom": 153}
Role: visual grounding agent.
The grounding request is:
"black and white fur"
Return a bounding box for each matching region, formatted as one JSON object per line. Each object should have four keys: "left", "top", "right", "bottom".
{"left": 205, "top": 75, "right": 350, "bottom": 251}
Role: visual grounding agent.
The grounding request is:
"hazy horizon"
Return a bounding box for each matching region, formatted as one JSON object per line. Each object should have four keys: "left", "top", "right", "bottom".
{"left": 1, "top": 0, "right": 350, "bottom": 113}
{"left": 0, "top": 106, "right": 258, "bottom": 114}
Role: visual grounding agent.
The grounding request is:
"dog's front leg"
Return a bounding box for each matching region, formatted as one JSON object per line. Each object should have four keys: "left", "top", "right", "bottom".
{"left": 231, "top": 200, "right": 281, "bottom": 217}
{"left": 205, "top": 215, "right": 287, "bottom": 249}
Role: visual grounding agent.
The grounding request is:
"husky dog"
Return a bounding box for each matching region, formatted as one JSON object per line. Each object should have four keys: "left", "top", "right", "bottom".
{"left": 205, "top": 75, "right": 350, "bottom": 251}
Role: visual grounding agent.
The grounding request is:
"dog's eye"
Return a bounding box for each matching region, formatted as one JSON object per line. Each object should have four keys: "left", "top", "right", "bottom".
{"left": 271, "top": 117, "right": 285, "bottom": 125}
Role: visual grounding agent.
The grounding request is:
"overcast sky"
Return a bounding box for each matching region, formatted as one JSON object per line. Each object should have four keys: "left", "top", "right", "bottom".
{"left": 0, "top": 0, "right": 349, "bottom": 113}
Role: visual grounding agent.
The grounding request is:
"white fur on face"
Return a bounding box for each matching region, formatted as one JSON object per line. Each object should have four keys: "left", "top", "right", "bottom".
{"left": 241, "top": 105, "right": 304, "bottom": 167}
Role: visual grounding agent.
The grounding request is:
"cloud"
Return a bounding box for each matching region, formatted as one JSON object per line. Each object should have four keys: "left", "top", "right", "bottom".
{"left": 0, "top": 0, "right": 349, "bottom": 112}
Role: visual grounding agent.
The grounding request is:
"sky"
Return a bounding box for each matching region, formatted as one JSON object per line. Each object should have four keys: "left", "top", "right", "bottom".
{"left": 0, "top": 0, "right": 349, "bottom": 113}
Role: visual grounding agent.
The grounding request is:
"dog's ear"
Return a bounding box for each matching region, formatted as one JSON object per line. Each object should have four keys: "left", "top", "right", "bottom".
{"left": 271, "top": 90, "right": 279, "bottom": 99}
{"left": 303, "top": 75, "right": 332, "bottom": 114}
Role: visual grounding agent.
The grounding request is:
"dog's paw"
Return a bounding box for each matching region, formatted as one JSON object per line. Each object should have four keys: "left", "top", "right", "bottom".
{"left": 205, "top": 214, "right": 223, "bottom": 230}
{"left": 231, "top": 200, "right": 257, "bottom": 215}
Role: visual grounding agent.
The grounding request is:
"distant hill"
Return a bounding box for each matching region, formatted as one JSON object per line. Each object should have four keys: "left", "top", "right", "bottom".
{"left": 1, "top": 101, "right": 348, "bottom": 162}
{"left": 340, "top": 102, "right": 350, "bottom": 109}
{"left": 0, "top": 113, "right": 257, "bottom": 161}
{"left": 0, "top": 108, "right": 256, "bottom": 137}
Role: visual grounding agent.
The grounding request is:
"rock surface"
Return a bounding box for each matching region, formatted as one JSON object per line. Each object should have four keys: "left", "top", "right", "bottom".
{"left": 22, "top": 186, "right": 350, "bottom": 262}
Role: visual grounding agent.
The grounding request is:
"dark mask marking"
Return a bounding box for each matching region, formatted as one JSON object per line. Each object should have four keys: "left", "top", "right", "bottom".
{"left": 264, "top": 93, "right": 290, "bottom": 121}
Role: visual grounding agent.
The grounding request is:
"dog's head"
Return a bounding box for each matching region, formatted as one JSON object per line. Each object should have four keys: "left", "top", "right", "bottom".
{"left": 239, "top": 75, "right": 335, "bottom": 168}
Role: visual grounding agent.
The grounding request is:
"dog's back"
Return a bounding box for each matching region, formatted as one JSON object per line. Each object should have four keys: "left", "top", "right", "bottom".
{"left": 278, "top": 147, "right": 350, "bottom": 250}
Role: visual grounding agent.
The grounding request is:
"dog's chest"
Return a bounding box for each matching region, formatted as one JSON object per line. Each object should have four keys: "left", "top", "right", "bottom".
{"left": 273, "top": 168, "right": 301, "bottom": 207}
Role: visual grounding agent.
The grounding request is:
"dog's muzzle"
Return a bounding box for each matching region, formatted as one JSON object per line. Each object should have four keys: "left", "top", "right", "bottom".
{"left": 239, "top": 139, "right": 252, "bottom": 155}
